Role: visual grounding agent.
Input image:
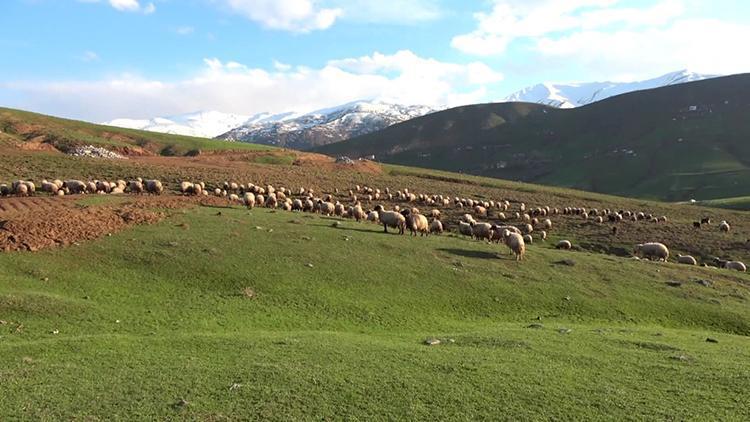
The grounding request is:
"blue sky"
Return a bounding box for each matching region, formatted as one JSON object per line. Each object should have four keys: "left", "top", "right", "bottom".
{"left": 1, "top": 0, "right": 749, "bottom": 121}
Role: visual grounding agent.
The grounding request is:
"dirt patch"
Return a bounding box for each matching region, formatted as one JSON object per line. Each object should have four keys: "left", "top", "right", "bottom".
{"left": 17, "top": 136, "right": 60, "bottom": 153}
{"left": 0, "top": 194, "right": 234, "bottom": 252}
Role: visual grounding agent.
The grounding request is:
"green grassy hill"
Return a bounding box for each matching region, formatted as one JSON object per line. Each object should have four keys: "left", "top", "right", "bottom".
{"left": 0, "top": 107, "right": 273, "bottom": 156}
{"left": 1, "top": 202, "right": 749, "bottom": 419}
{"left": 316, "top": 74, "right": 750, "bottom": 202}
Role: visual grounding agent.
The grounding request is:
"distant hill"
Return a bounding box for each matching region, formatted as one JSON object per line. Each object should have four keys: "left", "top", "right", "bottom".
{"left": 103, "top": 110, "right": 253, "bottom": 138}
{"left": 315, "top": 74, "right": 750, "bottom": 201}
{"left": 218, "top": 100, "right": 435, "bottom": 150}
{"left": 504, "top": 69, "right": 717, "bottom": 108}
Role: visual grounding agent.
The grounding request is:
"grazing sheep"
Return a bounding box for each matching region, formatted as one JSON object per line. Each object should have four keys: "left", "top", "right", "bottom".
{"left": 474, "top": 205, "right": 487, "bottom": 217}
{"left": 523, "top": 234, "right": 533, "bottom": 244}
{"left": 634, "top": 242, "right": 670, "bottom": 262}
{"left": 693, "top": 221, "right": 701, "bottom": 229}
{"left": 522, "top": 223, "right": 533, "bottom": 234}
{"left": 556, "top": 240, "right": 572, "bottom": 250}
{"left": 461, "top": 214, "right": 476, "bottom": 225}
{"left": 0, "top": 184, "right": 10, "bottom": 196}
{"left": 318, "top": 200, "right": 335, "bottom": 216}
{"left": 676, "top": 254, "right": 697, "bottom": 265}
{"left": 430, "top": 209, "right": 441, "bottom": 220}
{"left": 334, "top": 202, "right": 346, "bottom": 216}
{"left": 429, "top": 219, "right": 443, "bottom": 234}
{"left": 41, "top": 180, "right": 59, "bottom": 194}
{"left": 458, "top": 221, "right": 473, "bottom": 237}
{"left": 719, "top": 221, "right": 731, "bottom": 233}
{"left": 539, "top": 230, "right": 547, "bottom": 241}
{"left": 291, "top": 198, "right": 303, "bottom": 211}
{"left": 470, "top": 222, "right": 493, "bottom": 241}
{"left": 367, "top": 210, "right": 379, "bottom": 223}
{"left": 543, "top": 219, "right": 552, "bottom": 230}
{"left": 380, "top": 211, "right": 406, "bottom": 234}
{"left": 62, "top": 180, "right": 84, "bottom": 194}
{"left": 701, "top": 217, "right": 711, "bottom": 225}
{"left": 504, "top": 231, "right": 526, "bottom": 261}
{"left": 404, "top": 210, "right": 429, "bottom": 236}
{"left": 723, "top": 261, "right": 747, "bottom": 272}
{"left": 144, "top": 180, "right": 163, "bottom": 195}
{"left": 351, "top": 204, "right": 366, "bottom": 222}
{"left": 265, "top": 194, "right": 278, "bottom": 208}
{"left": 243, "top": 192, "right": 256, "bottom": 209}
{"left": 490, "top": 225, "right": 521, "bottom": 243}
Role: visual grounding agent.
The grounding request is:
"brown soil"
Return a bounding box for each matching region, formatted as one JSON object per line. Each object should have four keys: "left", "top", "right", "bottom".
{"left": 17, "top": 136, "right": 60, "bottom": 152}
{"left": 0, "top": 195, "right": 222, "bottom": 252}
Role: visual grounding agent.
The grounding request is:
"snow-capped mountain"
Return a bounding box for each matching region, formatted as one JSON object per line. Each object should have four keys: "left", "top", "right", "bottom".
{"left": 504, "top": 70, "right": 719, "bottom": 108}
{"left": 103, "top": 110, "right": 254, "bottom": 138}
{"left": 218, "top": 100, "right": 436, "bottom": 150}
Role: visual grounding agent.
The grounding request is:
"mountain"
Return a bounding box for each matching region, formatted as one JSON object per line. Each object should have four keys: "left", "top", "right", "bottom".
{"left": 315, "top": 74, "right": 750, "bottom": 202}
{"left": 504, "top": 70, "right": 718, "bottom": 108}
{"left": 104, "top": 110, "right": 253, "bottom": 138}
{"left": 218, "top": 100, "right": 435, "bottom": 150}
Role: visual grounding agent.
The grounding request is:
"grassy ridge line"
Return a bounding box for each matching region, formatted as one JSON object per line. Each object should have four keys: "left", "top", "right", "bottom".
{"left": 0, "top": 204, "right": 748, "bottom": 419}
{"left": 0, "top": 107, "right": 274, "bottom": 155}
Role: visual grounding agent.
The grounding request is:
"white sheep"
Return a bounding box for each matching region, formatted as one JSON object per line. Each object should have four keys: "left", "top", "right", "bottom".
{"left": 523, "top": 234, "right": 533, "bottom": 244}
{"left": 351, "top": 204, "right": 366, "bottom": 222}
{"left": 723, "top": 261, "right": 746, "bottom": 272}
{"left": 634, "top": 242, "right": 670, "bottom": 262}
{"left": 556, "top": 240, "right": 572, "bottom": 250}
{"left": 144, "top": 179, "right": 163, "bottom": 195}
{"left": 470, "top": 222, "right": 493, "bottom": 241}
{"left": 366, "top": 210, "right": 379, "bottom": 223}
{"left": 429, "top": 219, "right": 443, "bottom": 234}
{"left": 676, "top": 254, "right": 697, "bottom": 265}
{"left": 318, "top": 200, "right": 335, "bottom": 216}
{"left": 406, "top": 211, "right": 429, "bottom": 236}
{"left": 505, "top": 231, "right": 526, "bottom": 261}
{"left": 458, "top": 221, "right": 473, "bottom": 237}
{"left": 244, "top": 192, "right": 256, "bottom": 209}
{"left": 379, "top": 211, "right": 406, "bottom": 234}
{"left": 719, "top": 221, "right": 731, "bottom": 233}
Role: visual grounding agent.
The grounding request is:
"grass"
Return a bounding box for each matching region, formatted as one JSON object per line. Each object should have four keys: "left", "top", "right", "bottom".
{"left": 1, "top": 203, "right": 749, "bottom": 419}
{"left": 694, "top": 196, "right": 750, "bottom": 211}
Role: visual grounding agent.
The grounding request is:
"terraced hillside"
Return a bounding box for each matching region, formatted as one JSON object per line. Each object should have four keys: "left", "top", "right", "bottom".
{"left": 316, "top": 74, "right": 750, "bottom": 202}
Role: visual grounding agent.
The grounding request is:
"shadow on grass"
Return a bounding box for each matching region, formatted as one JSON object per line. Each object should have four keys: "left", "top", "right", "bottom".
{"left": 437, "top": 248, "right": 501, "bottom": 260}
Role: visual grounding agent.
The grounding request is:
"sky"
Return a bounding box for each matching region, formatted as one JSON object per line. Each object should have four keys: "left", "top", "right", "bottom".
{"left": 1, "top": 0, "right": 749, "bottom": 121}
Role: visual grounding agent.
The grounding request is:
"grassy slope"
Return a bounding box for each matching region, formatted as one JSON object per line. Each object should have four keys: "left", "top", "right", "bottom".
{"left": 0, "top": 107, "right": 273, "bottom": 155}
{"left": 1, "top": 203, "right": 749, "bottom": 419}
{"left": 316, "top": 74, "right": 750, "bottom": 202}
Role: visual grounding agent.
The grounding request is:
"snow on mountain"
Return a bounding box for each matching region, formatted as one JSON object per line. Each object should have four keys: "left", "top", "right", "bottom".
{"left": 104, "top": 110, "right": 254, "bottom": 138}
{"left": 218, "top": 100, "right": 436, "bottom": 150}
{"left": 504, "top": 70, "right": 719, "bottom": 108}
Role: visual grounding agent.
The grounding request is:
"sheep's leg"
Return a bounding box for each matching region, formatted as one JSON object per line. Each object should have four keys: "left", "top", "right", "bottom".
{"left": 383, "top": 224, "right": 388, "bottom": 233}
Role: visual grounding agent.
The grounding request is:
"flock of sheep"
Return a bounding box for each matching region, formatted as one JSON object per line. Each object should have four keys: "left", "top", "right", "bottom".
{"left": 0, "top": 178, "right": 746, "bottom": 272}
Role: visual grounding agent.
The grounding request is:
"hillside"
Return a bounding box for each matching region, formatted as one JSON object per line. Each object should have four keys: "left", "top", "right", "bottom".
{"left": 316, "top": 74, "right": 750, "bottom": 202}
{"left": 1, "top": 123, "right": 750, "bottom": 418}
{"left": 0, "top": 107, "right": 273, "bottom": 157}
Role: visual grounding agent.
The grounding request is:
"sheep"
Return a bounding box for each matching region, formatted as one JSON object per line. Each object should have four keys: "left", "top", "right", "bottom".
{"left": 380, "top": 211, "right": 406, "bottom": 234}
{"left": 366, "top": 210, "right": 379, "bottom": 223}
{"left": 144, "top": 180, "right": 163, "bottom": 195}
{"left": 318, "top": 200, "right": 335, "bottom": 216}
{"left": 719, "top": 221, "right": 730, "bottom": 233}
{"left": 334, "top": 202, "right": 346, "bottom": 216}
{"left": 539, "top": 230, "right": 547, "bottom": 241}
{"left": 351, "top": 204, "right": 366, "bottom": 222}
{"left": 0, "top": 184, "right": 9, "bottom": 196}
{"left": 634, "top": 242, "right": 670, "bottom": 262}
{"left": 676, "top": 254, "right": 697, "bottom": 265}
{"left": 458, "top": 221, "right": 473, "bottom": 237}
{"left": 693, "top": 221, "right": 701, "bottom": 229}
{"left": 430, "top": 209, "right": 441, "bottom": 220}
{"left": 474, "top": 205, "right": 487, "bottom": 217}
{"left": 470, "top": 222, "right": 493, "bottom": 241}
{"left": 701, "top": 217, "right": 711, "bottom": 225}
{"left": 12, "top": 180, "right": 35, "bottom": 196}
{"left": 65, "top": 180, "right": 88, "bottom": 195}
{"left": 404, "top": 210, "right": 429, "bottom": 236}
{"left": 85, "top": 181, "right": 97, "bottom": 194}
{"left": 522, "top": 223, "right": 533, "bottom": 234}
{"left": 291, "top": 198, "right": 303, "bottom": 211}
{"left": 180, "top": 181, "right": 196, "bottom": 195}
{"left": 461, "top": 214, "right": 476, "bottom": 225}
{"left": 41, "top": 180, "right": 59, "bottom": 194}
{"left": 265, "top": 194, "right": 278, "bottom": 208}
{"left": 429, "top": 219, "right": 443, "bottom": 234}
{"left": 229, "top": 193, "right": 240, "bottom": 202}
{"left": 723, "top": 261, "right": 747, "bottom": 272}
{"left": 523, "top": 234, "right": 533, "bottom": 244}
{"left": 490, "top": 225, "right": 521, "bottom": 243}
{"left": 504, "top": 231, "right": 526, "bottom": 261}
{"left": 543, "top": 219, "right": 552, "bottom": 230}
{"left": 556, "top": 240, "right": 572, "bottom": 250}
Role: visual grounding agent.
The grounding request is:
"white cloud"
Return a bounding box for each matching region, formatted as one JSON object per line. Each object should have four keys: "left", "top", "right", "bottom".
{"left": 222, "top": 0, "right": 342, "bottom": 32}
{"left": 536, "top": 18, "right": 750, "bottom": 80}
{"left": 80, "top": 0, "right": 156, "bottom": 14}
{"left": 1, "top": 51, "right": 502, "bottom": 121}
{"left": 80, "top": 51, "right": 100, "bottom": 62}
{"left": 451, "top": 0, "right": 682, "bottom": 56}
{"left": 329, "top": 0, "right": 443, "bottom": 24}
{"left": 175, "top": 26, "right": 195, "bottom": 35}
